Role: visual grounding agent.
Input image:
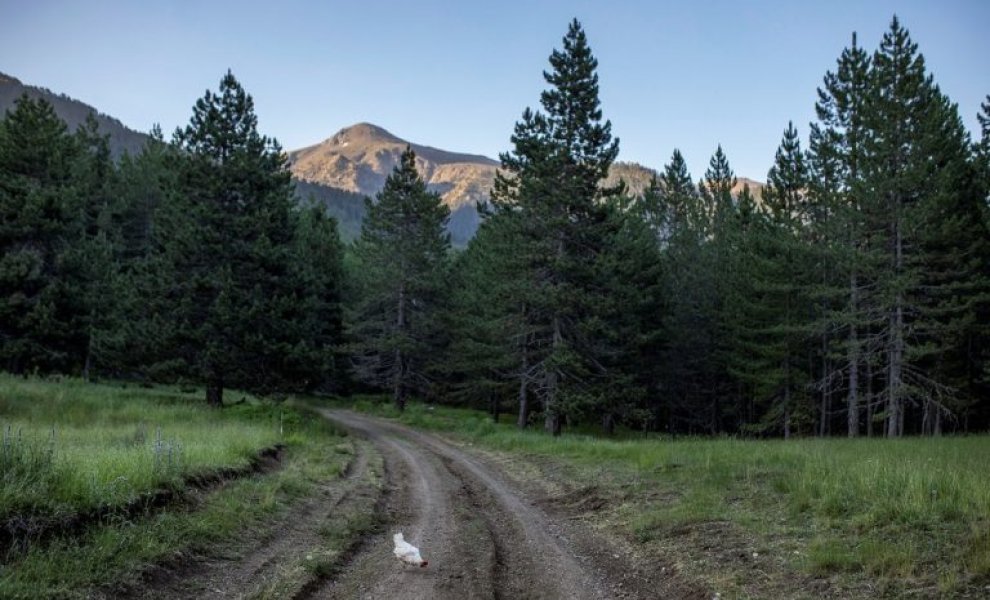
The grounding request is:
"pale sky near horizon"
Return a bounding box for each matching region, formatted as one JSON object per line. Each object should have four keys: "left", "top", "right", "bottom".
{"left": 1, "top": 0, "right": 987, "bottom": 180}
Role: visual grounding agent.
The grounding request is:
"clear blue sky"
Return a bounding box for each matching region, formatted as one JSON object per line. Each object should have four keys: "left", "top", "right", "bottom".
{"left": 1, "top": 0, "right": 987, "bottom": 180}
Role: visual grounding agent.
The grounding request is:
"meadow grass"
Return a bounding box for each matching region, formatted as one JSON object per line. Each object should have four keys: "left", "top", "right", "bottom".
{"left": 0, "top": 375, "right": 355, "bottom": 599}
{"left": 0, "top": 374, "right": 285, "bottom": 520}
{"left": 340, "top": 396, "right": 990, "bottom": 596}
{"left": 0, "top": 430, "right": 353, "bottom": 599}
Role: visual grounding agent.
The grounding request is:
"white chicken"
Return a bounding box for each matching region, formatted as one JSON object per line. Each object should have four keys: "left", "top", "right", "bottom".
{"left": 392, "top": 532, "right": 428, "bottom": 568}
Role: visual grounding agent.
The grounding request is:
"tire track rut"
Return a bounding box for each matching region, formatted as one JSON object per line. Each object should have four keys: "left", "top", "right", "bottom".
{"left": 313, "top": 410, "right": 612, "bottom": 600}
{"left": 135, "top": 439, "right": 377, "bottom": 600}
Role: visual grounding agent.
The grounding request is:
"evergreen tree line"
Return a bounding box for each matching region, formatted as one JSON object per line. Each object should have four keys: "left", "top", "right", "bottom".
{"left": 1, "top": 18, "right": 987, "bottom": 436}
{"left": 0, "top": 71, "right": 344, "bottom": 405}
{"left": 382, "top": 17, "right": 990, "bottom": 437}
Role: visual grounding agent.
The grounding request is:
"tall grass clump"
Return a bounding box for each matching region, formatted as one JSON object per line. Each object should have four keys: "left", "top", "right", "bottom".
{"left": 0, "top": 379, "right": 354, "bottom": 598}
{"left": 1, "top": 424, "right": 62, "bottom": 511}
{"left": 0, "top": 375, "right": 286, "bottom": 522}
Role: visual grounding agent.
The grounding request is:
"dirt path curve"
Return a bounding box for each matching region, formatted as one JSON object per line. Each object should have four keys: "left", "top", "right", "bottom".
{"left": 312, "top": 409, "right": 629, "bottom": 600}
{"left": 133, "top": 438, "right": 378, "bottom": 600}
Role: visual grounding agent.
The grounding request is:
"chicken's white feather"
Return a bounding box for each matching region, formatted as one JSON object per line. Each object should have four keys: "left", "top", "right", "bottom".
{"left": 392, "top": 532, "right": 428, "bottom": 567}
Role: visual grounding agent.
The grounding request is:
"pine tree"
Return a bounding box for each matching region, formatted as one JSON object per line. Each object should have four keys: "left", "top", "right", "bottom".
{"left": 104, "top": 126, "right": 185, "bottom": 380}
{"left": 0, "top": 95, "right": 84, "bottom": 374}
{"left": 463, "top": 206, "right": 546, "bottom": 428}
{"left": 651, "top": 150, "right": 714, "bottom": 431}
{"left": 738, "top": 122, "right": 815, "bottom": 437}
{"left": 805, "top": 20, "right": 990, "bottom": 436}
{"left": 163, "top": 71, "right": 303, "bottom": 406}
{"left": 285, "top": 204, "right": 345, "bottom": 392}
{"left": 638, "top": 148, "right": 696, "bottom": 245}
{"left": 719, "top": 182, "right": 770, "bottom": 432}
{"left": 809, "top": 31, "right": 876, "bottom": 437}
{"left": 861, "top": 17, "right": 923, "bottom": 436}
{"left": 972, "top": 98, "right": 990, "bottom": 428}
{"left": 593, "top": 199, "right": 664, "bottom": 433}
{"left": 441, "top": 213, "right": 522, "bottom": 420}
{"left": 347, "top": 146, "right": 450, "bottom": 411}
{"left": 854, "top": 17, "right": 980, "bottom": 435}
{"left": 699, "top": 145, "right": 737, "bottom": 236}
{"left": 907, "top": 90, "right": 990, "bottom": 433}
{"left": 697, "top": 146, "right": 739, "bottom": 432}
{"left": 66, "top": 113, "right": 118, "bottom": 380}
{"left": 491, "top": 19, "right": 620, "bottom": 435}
{"left": 660, "top": 149, "right": 699, "bottom": 233}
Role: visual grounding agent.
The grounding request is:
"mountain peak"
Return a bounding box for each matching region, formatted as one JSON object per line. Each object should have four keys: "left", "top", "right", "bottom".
{"left": 330, "top": 122, "right": 403, "bottom": 145}
{"left": 288, "top": 123, "right": 500, "bottom": 227}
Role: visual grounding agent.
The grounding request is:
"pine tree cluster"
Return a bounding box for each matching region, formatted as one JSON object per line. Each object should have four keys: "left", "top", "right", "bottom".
{"left": 438, "top": 17, "right": 990, "bottom": 436}
{"left": 0, "top": 72, "right": 345, "bottom": 405}
{"left": 1, "top": 18, "right": 987, "bottom": 435}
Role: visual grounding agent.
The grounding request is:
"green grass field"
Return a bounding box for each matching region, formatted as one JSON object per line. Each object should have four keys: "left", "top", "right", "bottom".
{"left": 5, "top": 380, "right": 987, "bottom": 598}
{"left": 0, "top": 375, "right": 353, "bottom": 599}
{"left": 0, "top": 375, "right": 286, "bottom": 520}
{"left": 341, "top": 397, "right": 990, "bottom": 597}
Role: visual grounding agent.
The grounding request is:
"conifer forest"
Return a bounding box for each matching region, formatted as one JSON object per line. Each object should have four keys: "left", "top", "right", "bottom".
{"left": 3, "top": 17, "right": 989, "bottom": 440}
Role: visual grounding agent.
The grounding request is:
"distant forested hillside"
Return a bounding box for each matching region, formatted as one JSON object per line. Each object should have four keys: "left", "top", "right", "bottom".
{"left": 0, "top": 72, "right": 149, "bottom": 157}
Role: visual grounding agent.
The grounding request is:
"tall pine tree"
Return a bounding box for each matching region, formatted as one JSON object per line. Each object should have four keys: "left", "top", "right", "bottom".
{"left": 347, "top": 147, "right": 451, "bottom": 411}
{"left": 491, "top": 19, "right": 620, "bottom": 435}
{"left": 162, "top": 71, "right": 306, "bottom": 406}
{"left": 0, "top": 96, "right": 86, "bottom": 374}
{"left": 808, "top": 32, "right": 875, "bottom": 436}
{"left": 737, "top": 123, "right": 814, "bottom": 436}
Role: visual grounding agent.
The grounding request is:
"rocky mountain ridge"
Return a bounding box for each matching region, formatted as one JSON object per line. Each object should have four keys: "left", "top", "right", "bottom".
{"left": 289, "top": 123, "right": 765, "bottom": 215}
{"left": 288, "top": 122, "right": 499, "bottom": 213}
{"left": 2, "top": 71, "right": 764, "bottom": 244}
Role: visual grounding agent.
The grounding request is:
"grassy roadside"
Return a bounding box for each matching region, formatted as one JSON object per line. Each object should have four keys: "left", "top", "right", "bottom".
{"left": 0, "top": 376, "right": 283, "bottom": 521}
{"left": 0, "top": 376, "right": 359, "bottom": 599}
{"left": 337, "top": 396, "right": 990, "bottom": 598}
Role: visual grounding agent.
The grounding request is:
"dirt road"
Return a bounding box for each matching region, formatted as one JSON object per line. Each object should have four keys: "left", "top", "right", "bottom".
{"left": 311, "top": 409, "right": 659, "bottom": 600}
{"left": 135, "top": 409, "right": 700, "bottom": 599}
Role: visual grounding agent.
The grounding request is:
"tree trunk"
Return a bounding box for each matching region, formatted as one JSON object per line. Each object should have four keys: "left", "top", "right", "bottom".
{"left": 516, "top": 375, "right": 529, "bottom": 428}
{"left": 83, "top": 339, "right": 94, "bottom": 382}
{"left": 819, "top": 335, "right": 829, "bottom": 437}
{"left": 602, "top": 412, "right": 615, "bottom": 436}
{"left": 394, "top": 281, "right": 406, "bottom": 412}
{"left": 886, "top": 208, "right": 905, "bottom": 438}
{"left": 866, "top": 358, "right": 874, "bottom": 437}
{"left": 206, "top": 377, "right": 224, "bottom": 408}
{"left": 847, "top": 273, "right": 860, "bottom": 437}
{"left": 545, "top": 239, "right": 564, "bottom": 437}
{"left": 517, "top": 323, "right": 529, "bottom": 429}
{"left": 818, "top": 367, "right": 827, "bottom": 436}
{"left": 544, "top": 370, "right": 558, "bottom": 434}
{"left": 545, "top": 366, "right": 560, "bottom": 436}
{"left": 887, "top": 311, "right": 904, "bottom": 438}
{"left": 393, "top": 353, "right": 405, "bottom": 412}
{"left": 490, "top": 391, "right": 500, "bottom": 423}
